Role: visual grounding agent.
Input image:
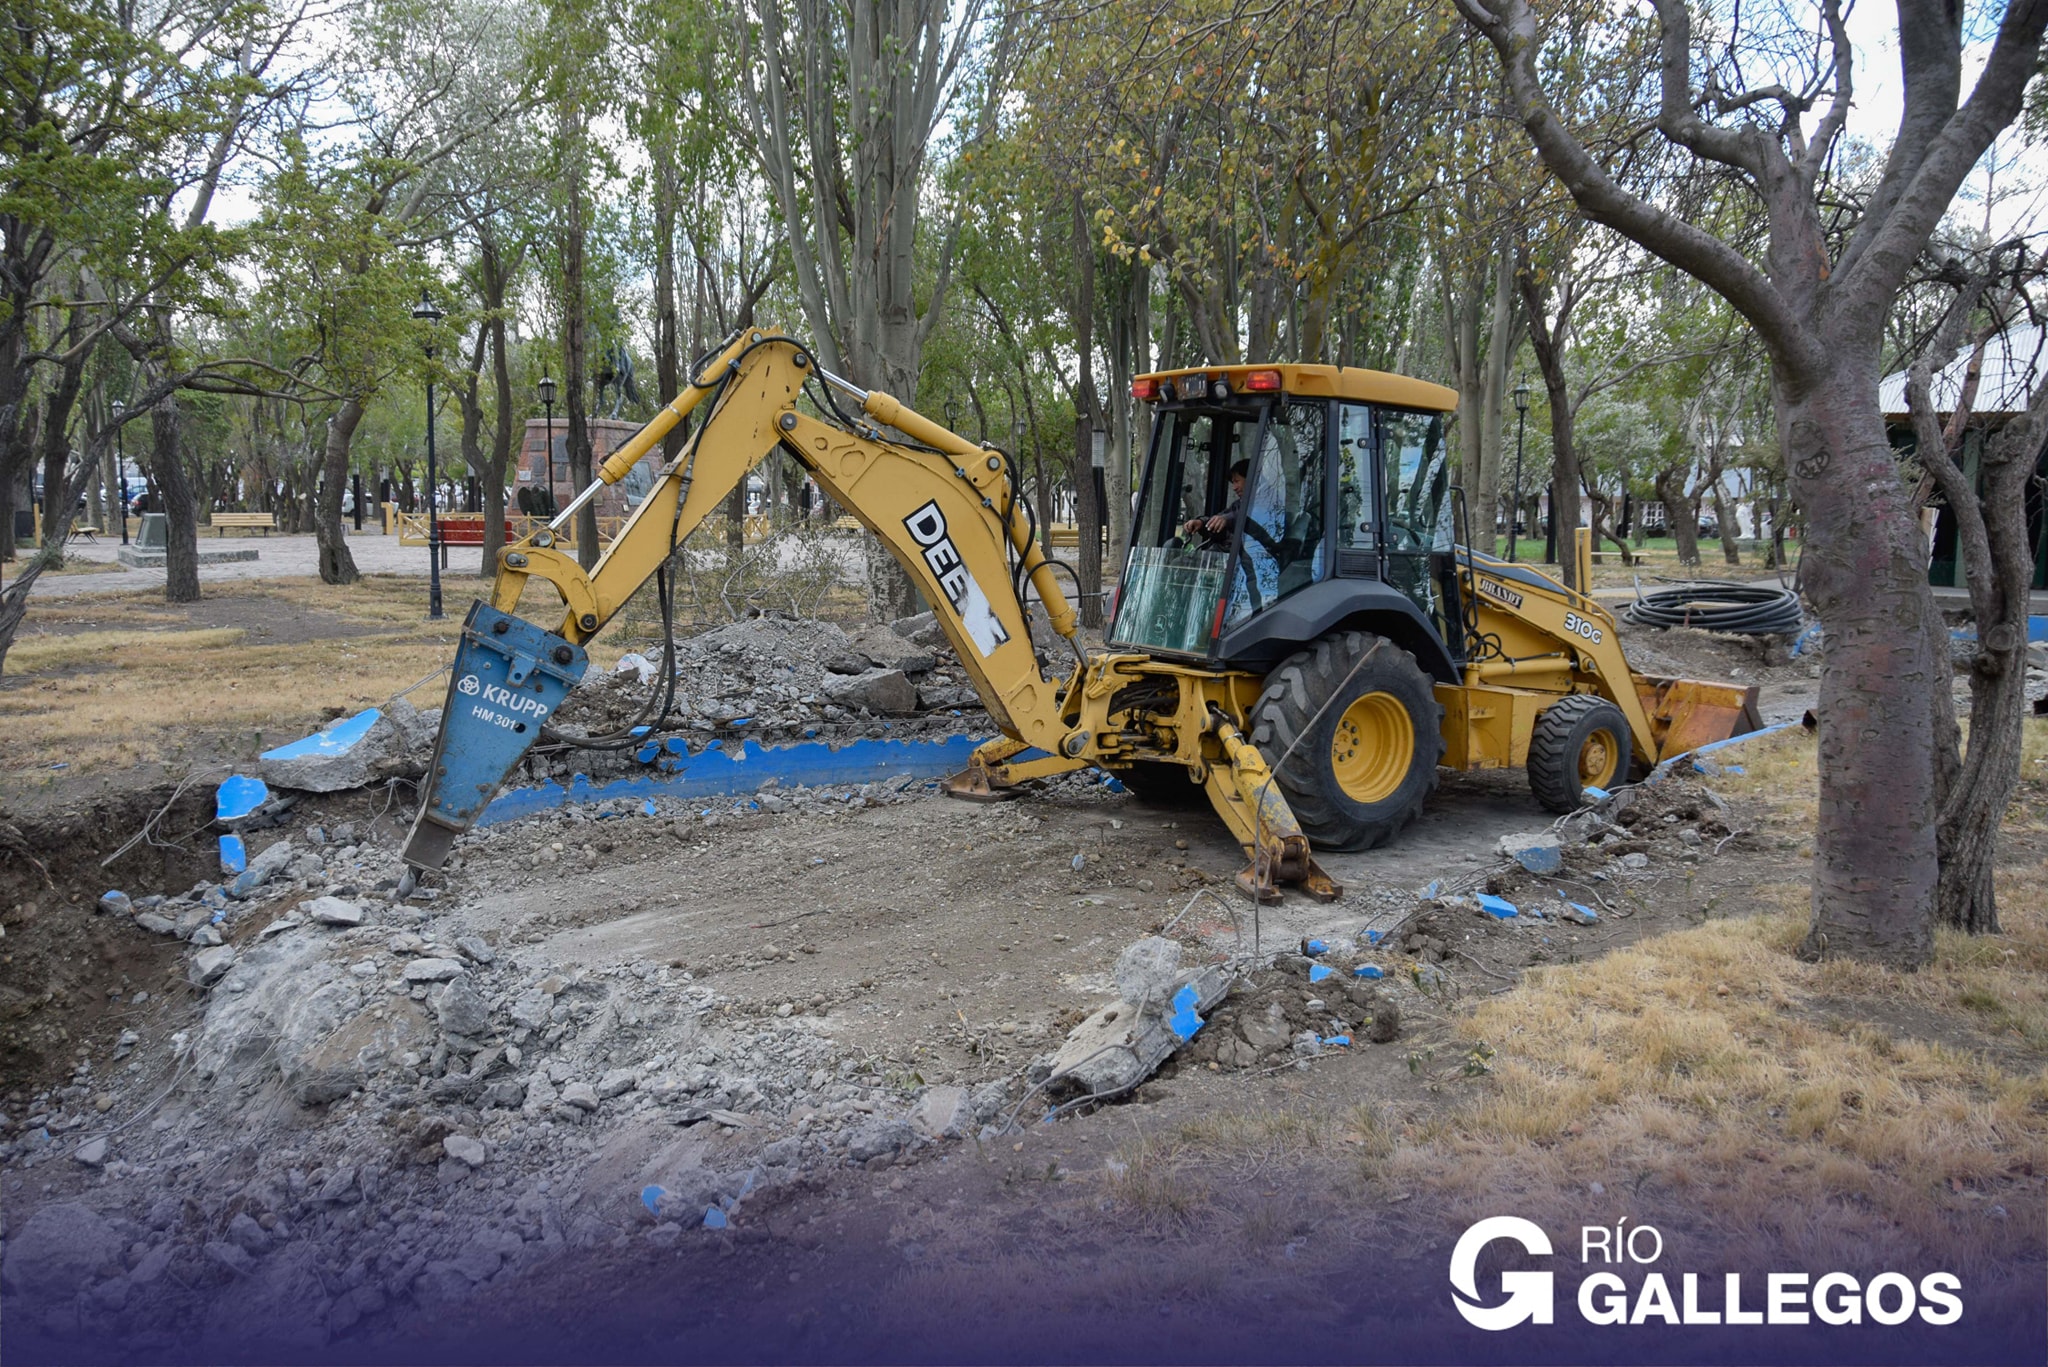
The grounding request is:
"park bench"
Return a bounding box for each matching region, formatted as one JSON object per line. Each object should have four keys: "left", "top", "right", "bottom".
{"left": 210, "top": 512, "right": 276, "bottom": 536}
{"left": 69, "top": 525, "right": 100, "bottom": 544}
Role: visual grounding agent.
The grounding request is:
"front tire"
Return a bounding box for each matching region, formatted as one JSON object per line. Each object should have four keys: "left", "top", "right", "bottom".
{"left": 1527, "top": 693, "right": 1632, "bottom": 812}
{"left": 1249, "top": 631, "right": 1443, "bottom": 852}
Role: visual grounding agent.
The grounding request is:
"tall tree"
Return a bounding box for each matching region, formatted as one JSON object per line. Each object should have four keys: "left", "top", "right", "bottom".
{"left": 1904, "top": 251, "right": 2048, "bottom": 933}
{"left": 737, "top": 0, "right": 1001, "bottom": 618}
{"left": 264, "top": 0, "right": 530, "bottom": 585}
{"left": 1457, "top": 0, "right": 2048, "bottom": 967}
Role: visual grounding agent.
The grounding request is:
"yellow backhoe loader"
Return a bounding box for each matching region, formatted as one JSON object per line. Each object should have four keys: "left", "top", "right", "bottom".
{"left": 400, "top": 331, "right": 1758, "bottom": 900}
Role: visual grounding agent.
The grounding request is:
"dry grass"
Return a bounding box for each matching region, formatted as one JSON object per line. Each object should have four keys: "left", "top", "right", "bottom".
{"left": 1096, "top": 727, "right": 2047, "bottom": 1294}
{"left": 1389, "top": 729, "right": 2048, "bottom": 1283}
{"left": 6, "top": 626, "right": 247, "bottom": 672}
{"left": 1, "top": 579, "right": 459, "bottom": 783}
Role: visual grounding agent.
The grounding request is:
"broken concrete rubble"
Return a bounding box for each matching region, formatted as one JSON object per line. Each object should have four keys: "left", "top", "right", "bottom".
{"left": 821, "top": 668, "right": 918, "bottom": 715}
{"left": 229, "top": 837, "right": 296, "bottom": 898}
{"left": 305, "top": 895, "right": 365, "bottom": 926}
{"left": 1036, "top": 937, "right": 1234, "bottom": 1102}
{"left": 1496, "top": 831, "right": 1564, "bottom": 874}
{"left": 187, "top": 945, "right": 236, "bottom": 987}
{"left": 258, "top": 709, "right": 397, "bottom": 793}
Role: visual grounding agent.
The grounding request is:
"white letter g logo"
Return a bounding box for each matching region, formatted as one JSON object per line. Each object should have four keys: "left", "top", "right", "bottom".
{"left": 1450, "top": 1216, "right": 1555, "bottom": 1330}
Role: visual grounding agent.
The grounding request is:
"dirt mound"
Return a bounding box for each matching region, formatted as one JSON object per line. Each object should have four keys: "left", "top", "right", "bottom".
{"left": 1174, "top": 953, "right": 1402, "bottom": 1073}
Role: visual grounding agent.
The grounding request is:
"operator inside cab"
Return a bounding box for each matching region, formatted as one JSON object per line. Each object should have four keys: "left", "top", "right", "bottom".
{"left": 1181, "top": 460, "right": 1250, "bottom": 548}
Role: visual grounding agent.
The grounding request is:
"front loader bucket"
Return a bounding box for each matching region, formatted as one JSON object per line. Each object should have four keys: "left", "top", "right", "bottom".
{"left": 402, "top": 601, "right": 588, "bottom": 870}
{"left": 1633, "top": 675, "right": 1764, "bottom": 763}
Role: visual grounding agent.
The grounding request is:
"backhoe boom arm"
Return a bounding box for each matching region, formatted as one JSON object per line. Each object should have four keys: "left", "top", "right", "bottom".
{"left": 402, "top": 333, "right": 1082, "bottom": 868}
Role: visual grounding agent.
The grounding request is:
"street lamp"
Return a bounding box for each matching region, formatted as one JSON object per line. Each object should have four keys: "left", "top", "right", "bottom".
{"left": 1510, "top": 379, "right": 1531, "bottom": 563}
{"left": 111, "top": 399, "right": 128, "bottom": 544}
{"left": 537, "top": 370, "right": 557, "bottom": 518}
{"left": 412, "top": 288, "right": 445, "bottom": 619}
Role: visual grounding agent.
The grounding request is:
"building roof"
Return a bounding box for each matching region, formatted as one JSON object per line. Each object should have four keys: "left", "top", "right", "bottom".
{"left": 1879, "top": 320, "right": 2047, "bottom": 418}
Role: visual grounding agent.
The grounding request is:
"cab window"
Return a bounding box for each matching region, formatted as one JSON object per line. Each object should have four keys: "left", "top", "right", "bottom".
{"left": 1225, "top": 401, "right": 1327, "bottom": 626}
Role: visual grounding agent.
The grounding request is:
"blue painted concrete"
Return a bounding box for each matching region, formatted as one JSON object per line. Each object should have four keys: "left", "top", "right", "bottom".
{"left": 477, "top": 734, "right": 988, "bottom": 827}
{"left": 261, "top": 709, "right": 381, "bottom": 760}
{"left": 215, "top": 775, "right": 269, "bottom": 822}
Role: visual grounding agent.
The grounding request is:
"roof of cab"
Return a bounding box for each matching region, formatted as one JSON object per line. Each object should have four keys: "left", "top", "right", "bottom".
{"left": 1135, "top": 363, "right": 1458, "bottom": 413}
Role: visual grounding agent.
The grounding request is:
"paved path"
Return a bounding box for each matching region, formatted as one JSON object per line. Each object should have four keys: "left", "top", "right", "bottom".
{"left": 22, "top": 531, "right": 495, "bottom": 600}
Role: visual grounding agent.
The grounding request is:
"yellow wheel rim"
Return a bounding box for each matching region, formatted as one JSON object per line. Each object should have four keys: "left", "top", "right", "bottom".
{"left": 1330, "top": 692, "right": 1414, "bottom": 804}
{"left": 1577, "top": 727, "right": 1622, "bottom": 788}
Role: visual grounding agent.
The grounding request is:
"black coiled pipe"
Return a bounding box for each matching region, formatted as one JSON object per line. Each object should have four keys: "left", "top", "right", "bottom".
{"left": 1623, "top": 581, "right": 1805, "bottom": 635}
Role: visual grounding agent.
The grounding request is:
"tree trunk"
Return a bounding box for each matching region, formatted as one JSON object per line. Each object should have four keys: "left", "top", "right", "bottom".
{"left": 1518, "top": 270, "right": 1582, "bottom": 589}
{"left": 861, "top": 318, "right": 925, "bottom": 619}
{"left": 456, "top": 322, "right": 489, "bottom": 578}
{"left": 1655, "top": 466, "right": 1700, "bottom": 565}
{"left": 1783, "top": 360, "right": 1939, "bottom": 967}
{"left": 481, "top": 236, "right": 518, "bottom": 579}
{"left": 1917, "top": 379, "right": 2045, "bottom": 935}
{"left": 1445, "top": 267, "right": 1484, "bottom": 512}
{"left": 0, "top": 428, "right": 102, "bottom": 675}
{"left": 38, "top": 366, "right": 81, "bottom": 565}
{"left": 0, "top": 316, "right": 31, "bottom": 564}
{"left": 1585, "top": 482, "right": 1633, "bottom": 564}
{"left": 1069, "top": 192, "right": 1105, "bottom": 628}
{"left": 1074, "top": 419, "right": 1103, "bottom": 627}
{"left": 653, "top": 149, "right": 683, "bottom": 461}
{"left": 1475, "top": 247, "right": 1516, "bottom": 553}
{"left": 150, "top": 396, "right": 201, "bottom": 602}
{"left": 95, "top": 423, "right": 114, "bottom": 527}
{"left": 562, "top": 117, "right": 599, "bottom": 571}
{"left": 316, "top": 400, "right": 364, "bottom": 585}
{"left": 1714, "top": 484, "right": 1741, "bottom": 565}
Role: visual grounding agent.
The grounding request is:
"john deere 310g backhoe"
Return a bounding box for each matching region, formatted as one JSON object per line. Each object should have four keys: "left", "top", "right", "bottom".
{"left": 401, "top": 330, "right": 1758, "bottom": 900}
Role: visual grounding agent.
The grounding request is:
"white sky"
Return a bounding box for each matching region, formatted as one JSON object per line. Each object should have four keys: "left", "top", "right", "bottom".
{"left": 1839, "top": 0, "right": 2048, "bottom": 240}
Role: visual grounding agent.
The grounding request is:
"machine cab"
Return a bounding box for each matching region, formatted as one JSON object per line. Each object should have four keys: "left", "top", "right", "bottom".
{"left": 1109, "top": 364, "right": 1463, "bottom": 671}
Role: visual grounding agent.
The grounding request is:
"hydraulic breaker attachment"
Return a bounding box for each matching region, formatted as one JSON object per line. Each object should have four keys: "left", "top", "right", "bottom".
{"left": 402, "top": 601, "right": 588, "bottom": 870}
{"left": 1633, "top": 676, "right": 1764, "bottom": 762}
{"left": 1202, "top": 712, "right": 1341, "bottom": 904}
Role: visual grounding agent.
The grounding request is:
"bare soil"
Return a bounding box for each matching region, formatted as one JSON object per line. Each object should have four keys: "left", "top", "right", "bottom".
{"left": 5, "top": 610, "right": 2036, "bottom": 1362}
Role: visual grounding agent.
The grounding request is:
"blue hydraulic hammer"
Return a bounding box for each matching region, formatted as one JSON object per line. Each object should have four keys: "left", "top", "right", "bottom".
{"left": 402, "top": 600, "right": 588, "bottom": 870}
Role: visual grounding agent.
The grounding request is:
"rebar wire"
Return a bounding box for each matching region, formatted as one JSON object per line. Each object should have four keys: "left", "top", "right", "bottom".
{"left": 100, "top": 766, "right": 230, "bottom": 869}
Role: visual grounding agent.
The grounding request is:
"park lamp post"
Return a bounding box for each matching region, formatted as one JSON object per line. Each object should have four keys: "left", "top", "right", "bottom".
{"left": 412, "top": 288, "right": 445, "bottom": 619}
{"left": 1510, "top": 379, "right": 1530, "bottom": 563}
{"left": 111, "top": 399, "right": 129, "bottom": 544}
{"left": 538, "top": 370, "right": 557, "bottom": 517}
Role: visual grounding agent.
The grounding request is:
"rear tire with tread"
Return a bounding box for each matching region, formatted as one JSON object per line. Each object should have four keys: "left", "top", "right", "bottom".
{"left": 1527, "top": 694, "right": 1632, "bottom": 812}
{"left": 1249, "top": 631, "right": 1443, "bottom": 853}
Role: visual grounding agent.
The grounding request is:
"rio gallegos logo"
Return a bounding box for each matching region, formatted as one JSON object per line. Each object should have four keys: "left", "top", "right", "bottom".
{"left": 1450, "top": 1218, "right": 1964, "bottom": 1331}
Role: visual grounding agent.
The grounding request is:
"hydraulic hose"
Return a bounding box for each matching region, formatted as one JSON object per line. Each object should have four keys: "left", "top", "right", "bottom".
{"left": 1622, "top": 580, "right": 1805, "bottom": 636}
